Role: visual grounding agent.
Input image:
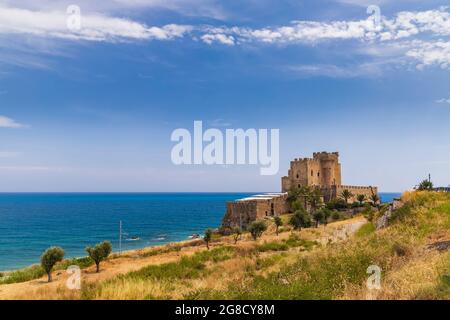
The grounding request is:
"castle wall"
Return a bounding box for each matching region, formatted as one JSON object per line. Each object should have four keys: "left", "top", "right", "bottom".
{"left": 221, "top": 194, "right": 289, "bottom": 230}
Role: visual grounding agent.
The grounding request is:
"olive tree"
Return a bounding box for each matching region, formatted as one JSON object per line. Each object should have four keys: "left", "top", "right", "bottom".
{"left": 232, "top": 227, "right": 242, "bottom": 244}
{"left": 274, "top": 216, "right": 283, "bottom": 236}
{"left": 204, "top": 228, "right": 213, "bottom": 250}
{"left": 289, "top": 209, "right": 312, "bottom": 231}
{"left": 86, "top": 241, "right": 112, "bottom": 273}
{"left": 247, "top": 221, "right": 267, "bottom": 240}
{"left": 41, "top": 246, "right": 65, "bottom": 282}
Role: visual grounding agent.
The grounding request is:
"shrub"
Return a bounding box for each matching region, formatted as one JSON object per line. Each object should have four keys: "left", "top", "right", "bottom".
{"left": 0, "top": 264, "right": 45, "bottom": 284}
{"left": 326, "top": 198, "right": 348, "bottom": 210}
{"left": 331, "top": 210, "right": 341, "bottom": 220}
{"left": 232, "top": 227, "right": 242, "bottom": 244}
{"left": 86, "top": 241, "right": 112, "bottom": 273}
{"left": 289, "top": 209, "right": 312, "bottom": 230}
{"left": 274, "top": 216, "right": 283, "bottom": 235}
{"left": 204, "top": 229, "right": 213, "bottom": 250}
{"left": 247, "top": 221, "right": 267, "bottom": 240}
{"left": 41, "top": 247, "right": 65, "bottom": 282}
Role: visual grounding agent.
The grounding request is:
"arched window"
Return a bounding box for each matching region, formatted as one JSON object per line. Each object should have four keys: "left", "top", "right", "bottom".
{"left": 317, "top": 172, "right": 320, "bottom": 177}
{"left": 311, "top": 170, "right": 313, "bottom": 177}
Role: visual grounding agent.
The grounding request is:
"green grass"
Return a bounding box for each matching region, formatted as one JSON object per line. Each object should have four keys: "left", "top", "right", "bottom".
{"left": 0, "top": 256, "right": 94, "bottom": 285}
{"left": 188, "top": 192, "right": 450, "bottom": 300}
{"left": 140, "top": 245, "right": 182, "bottom": 258}
{"left": 0, "top": 264, "right": 45, "bottom": 285}
{"left": 257, "top": 234, "right": 318, "bottom": 252}
{"left": 355, "top": 222, "right": 376, "bottom": 237}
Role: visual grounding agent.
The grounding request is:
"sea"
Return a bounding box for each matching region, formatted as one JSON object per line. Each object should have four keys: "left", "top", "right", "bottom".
{"left": 0, "top": 192, "right": 400, "bottom": 271}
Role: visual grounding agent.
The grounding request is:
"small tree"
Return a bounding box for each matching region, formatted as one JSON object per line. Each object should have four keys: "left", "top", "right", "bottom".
{"left": 232, "top": 227, "right": 242, "bottom": 244}
{"left": 340, "top": 189, "right": 354, "bottom": 205}
{"left": 289, "top": 209, "right": 311, "bottom": 231}
{"left": 86, "top": 241, "right": 112, "bottom": 273}
{"left": 41, "top": 246, "right": 65, "bottom": 282}
{"left": 321, "top": 208, "right": 332, "bottom": 226}
{"left": 356, "top": 194, "right": 366, "bottom": 206}
{"left": 203, "top": 229, "right": 213, "bottom": 250}
{"left": 312, "top": 210, "right": 324, "bottom": 228}
{"left": 274, "top": 216, "right": 283, "bottom": 236}
{"left": 370, "top": 194, "right": 380, "bottom": 208}
{"left": 247, "top": 221, "right": 267, "bottom": 240}
{"left": 417, "top": 179, "right": 433, "bottom": 191}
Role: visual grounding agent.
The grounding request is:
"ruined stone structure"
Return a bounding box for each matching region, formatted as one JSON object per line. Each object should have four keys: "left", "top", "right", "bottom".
{"left": 221, "top": 193, "right": 289, "bottom": 230}
{"left": 221, "top": 151, "right": 377, "bottom": 230}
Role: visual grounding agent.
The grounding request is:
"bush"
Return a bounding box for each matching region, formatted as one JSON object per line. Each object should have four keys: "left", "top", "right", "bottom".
{"left": 86, "top": 241, "right": 112, "bottom": 273}
{"left": 326, "top": 198, "right": 348, "bottom": 210}
{"left": 247, "top": 221, "right": 267, "bottom": 240}
{"left": 41, "top": 247, "right": 65, "bottom": 282}
{"left": 289, "top": 210, "right": 312, "bottom": 230}
{"left": 331, "top": 211, "right": 341, "bottom": 220}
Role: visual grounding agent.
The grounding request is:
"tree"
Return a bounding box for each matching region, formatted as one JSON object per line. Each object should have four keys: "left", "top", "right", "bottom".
{"left": 247, "top": 221, "right": 267, "bottom": 240}
{"left": 340, "top": 189, "right": 354, "bottom": 205}
{"left": 370, "top": 194, "right": 380, "bottom": 208}
{"left": 312, "top": 211, "right": 324, "bottom": 228}
{"left": 356, "top": 194, "right": 366, "bottom": 206}
{"left": 203, "top": 229, "right": 213, "bottom": 250}
{"left": 86, "top": 241, "right": 112, "bottom": 273}
{"left": 417, "top": 179, "right": 433, "bottom": 191}
{"left": 321, "top": 208, "right": 332, "bottom": 226}
{"left": 274, "top": 216, "right": 283, "bottom": 236}
{"left": 232, "top": 227, "right": 242, "bottom": 244}
{"left": 289, "top": 209, "right": 311, "bottom": 231}
{"left": 308, "top": 188, "right": 323, "bottom": 213}
{"left": 41, "top": 246, "right": 65, "bottom": 282}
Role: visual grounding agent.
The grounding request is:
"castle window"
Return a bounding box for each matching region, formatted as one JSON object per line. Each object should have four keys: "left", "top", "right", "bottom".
{"left": 318, "top": 172, "right": 320, "bottom": 177}
{"left": 311, "top": 170, "right": 313, "bottom": 177}
{"left": 296, "top": 173, "right": 299, "bottom": 179}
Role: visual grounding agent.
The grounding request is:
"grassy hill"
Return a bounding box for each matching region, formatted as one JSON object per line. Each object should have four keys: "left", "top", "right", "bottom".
{"left": 1, "top": 191, "right": 449, "bottom": 300}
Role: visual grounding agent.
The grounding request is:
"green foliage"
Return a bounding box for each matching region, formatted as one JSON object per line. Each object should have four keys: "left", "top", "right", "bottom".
{"left": 340, "top": 189, "right": 354, "bottom": 204}
{"left": 247, "top": 221, "right": 267, "bottom": 240}
{"left": 289, "top": 209, "right": 312, "bottom": 230}
{"left": 86, "top": 241, "right": 112, "bottom": 273}
{"left": 326, "top": 198, "right": 348, "bottom": 210}
{"left": 41, "top": 246, "right": 65, "bottom": 282}
{"left": 331, "top": 210, "right": 341, "bottom": 220}
{"left": 356, "top": 194, "right": 366, "bottom": 204}
{"left": 370, "top": 194, "right": 380, "bottom": 207}
{"left": 257, "top": 234, "right": 318, "bottom": 252}
{"left": 232, "top": 227, "right": 242, "bottom": 244}
{"left": 312, "top": 210, "right": 324, "bottom": 227}
{"left": 274, "top": 216, "right": 283, "bottom": 235}
{"left": 204, "top": 228, "right": 213, "bottom": 249}
{"left": 417, "top": 179, "right": 433, "bottom": 191}
{"left": 355, "top": 222, "right": 376, "bottom": 237}
{"left": 0, "top": 264, "right": 45, "bottom": 284}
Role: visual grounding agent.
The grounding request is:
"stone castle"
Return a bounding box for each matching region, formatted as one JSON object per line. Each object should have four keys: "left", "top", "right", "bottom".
{"left": 221, "top": 151, "right": 377, "bottom": 229}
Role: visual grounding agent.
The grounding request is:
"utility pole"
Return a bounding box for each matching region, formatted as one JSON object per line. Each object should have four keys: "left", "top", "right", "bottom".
{"left": 428, "top": 173, "right": 431, "bottom": 183}
{"left": 119, "top": 220, "right": 122, "bottom": 255}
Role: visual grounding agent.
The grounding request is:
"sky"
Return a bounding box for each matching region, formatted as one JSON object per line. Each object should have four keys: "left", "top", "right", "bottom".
{"left": 0, "top": 0, "right": 449, "bottom": 192}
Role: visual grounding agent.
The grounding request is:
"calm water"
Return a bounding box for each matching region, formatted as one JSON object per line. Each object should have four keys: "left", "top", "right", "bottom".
{"left": 0, "top": 192, "right": 400, "bottom": 271}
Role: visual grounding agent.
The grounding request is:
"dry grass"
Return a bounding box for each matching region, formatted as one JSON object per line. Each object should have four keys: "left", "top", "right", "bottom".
{"left": 1, "top": 192, "right": 449, "bottom": 300}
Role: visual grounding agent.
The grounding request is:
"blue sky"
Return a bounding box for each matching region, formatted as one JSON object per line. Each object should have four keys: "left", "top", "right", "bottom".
{"left": 0, "top": 0, "right": 449, "bottom": 192}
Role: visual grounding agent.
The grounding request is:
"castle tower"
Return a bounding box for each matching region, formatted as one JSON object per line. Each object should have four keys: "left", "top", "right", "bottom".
{"left": 281, "top": 151, "right": 341, "bottom": 192}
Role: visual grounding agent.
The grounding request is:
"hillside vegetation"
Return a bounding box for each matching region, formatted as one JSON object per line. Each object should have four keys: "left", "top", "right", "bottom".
{"left": 1, "top": 191, "right": 449, "bottom": 300}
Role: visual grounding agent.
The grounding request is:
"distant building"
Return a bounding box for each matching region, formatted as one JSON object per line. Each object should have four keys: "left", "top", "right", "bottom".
{"left": 221, "top": 151, "right": 377, "bottom": 230}
{"left": 281, "top": 151, "right": 376, "bottom": 203}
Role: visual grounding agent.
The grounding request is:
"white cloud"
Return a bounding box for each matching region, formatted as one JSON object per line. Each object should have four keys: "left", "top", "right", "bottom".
{"left": 201, "top": 33, "right": 235, "bottom": 45}
{"left": 436, "top": 98, "right": 450, "bottom": 103}
{"left": 405, "top": 40, "right": 450, "bottom": 69}
{"left": 0, "top": 115, "right": 26, "bottom": 128}
{"left": 0, "top": 5, "right": 192, "bottom": 42}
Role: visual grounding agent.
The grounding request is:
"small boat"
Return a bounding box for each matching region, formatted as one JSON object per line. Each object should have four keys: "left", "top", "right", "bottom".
{"left": 127, "top": 236, "right": 140, "bottom": 241}
{"left": 188, "top": 233, "right": 200, "bottom": 239}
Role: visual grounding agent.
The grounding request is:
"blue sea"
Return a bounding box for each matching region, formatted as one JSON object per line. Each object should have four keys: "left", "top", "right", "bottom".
{"left": 0, "top": 192, "right": 400, "bottom": 271}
